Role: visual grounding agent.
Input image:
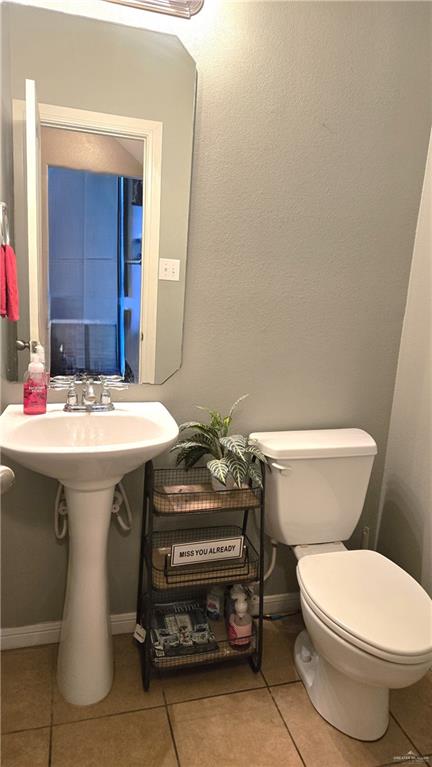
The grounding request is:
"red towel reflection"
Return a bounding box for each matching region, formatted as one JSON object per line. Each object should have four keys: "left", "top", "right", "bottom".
{"left": 0, "top": 244, "right": 20, "bottom": 321}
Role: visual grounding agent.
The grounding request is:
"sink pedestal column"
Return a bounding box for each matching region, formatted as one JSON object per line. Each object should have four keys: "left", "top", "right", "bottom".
{"left": 57, "top": 483, "right": 117, "bottom": 705}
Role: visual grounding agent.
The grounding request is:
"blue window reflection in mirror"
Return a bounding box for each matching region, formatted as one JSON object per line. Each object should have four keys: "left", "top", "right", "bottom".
{"left": 44, "top": 127, "right": 144, "bottom": 383}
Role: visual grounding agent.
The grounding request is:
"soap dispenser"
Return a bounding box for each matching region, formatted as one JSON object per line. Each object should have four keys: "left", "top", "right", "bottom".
{"left": 227, "top": 594, "right": 252, "bottom": 648}
{"left": 23, "top": 344, "right": 47, "bottom": 415}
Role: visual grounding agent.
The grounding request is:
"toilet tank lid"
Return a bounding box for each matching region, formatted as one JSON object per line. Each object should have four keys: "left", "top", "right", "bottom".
{"left": 249, "top": 429, "right": 377, "bottom": 460}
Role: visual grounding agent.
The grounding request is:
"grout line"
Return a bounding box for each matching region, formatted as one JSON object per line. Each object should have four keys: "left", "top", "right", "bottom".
{"left": 48, "top": 725, "right": 53, "bottom": 765}
{"left": 51, "top": 701, "right": 167, "bottom": 728}
{"left": 389, "top": 711, "right": 429, "bottom": 760}
{"left": 48, "top": 648, "right": 55, "bottom": 767}
{"left": 163, "top": 690, "right": 181, "bottom": 767}
{"left": 3, "top": 723, "right": 53, "bottom": 736}
{"left": 261, "top": 667, "right": 270, "bottom": 687}
{"left": 162, "top": 679, "right": 267, "bottom": 707}
{"left": 267, "top": 686, "right": 307, "bottom": 767}
{"left": 262, "top": 675, "right": 301, "bottom": 689}
{"left": 167, "top": 684, "right": 271, "bottom": 710}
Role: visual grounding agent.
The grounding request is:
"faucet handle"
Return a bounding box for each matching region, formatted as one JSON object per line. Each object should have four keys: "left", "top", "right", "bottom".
{"left": 100, "top": 385, "right": 112, "bottom": 407}
{"left": 98, "top": 376, "right": 128, "bottom": 410}
{"left": 50, "top": 375, "right": 76, "bottom": 390}
{"left": 66, "top": 382, "right": 78, "bottom": 408}
{"left": 98, "top": 376, "right": 127, "bottom": 410}
{"left": 100, "top": 375, "right": 128, "bottom": 391}
{"left": 50, "top": 377, "right": 79, "bottom": 410}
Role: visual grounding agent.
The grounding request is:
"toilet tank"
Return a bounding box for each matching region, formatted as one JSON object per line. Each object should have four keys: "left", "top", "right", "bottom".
{"left": 250, "top": 429, "right": 377, "bottom": 545}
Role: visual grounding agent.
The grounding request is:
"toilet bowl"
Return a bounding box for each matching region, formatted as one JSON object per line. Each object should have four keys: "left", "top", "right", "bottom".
{"left": 249, "top": 428, "right": 432, "bottom": 741}
{"left": 295, "top": 549, "right": 432, "bottom": 740}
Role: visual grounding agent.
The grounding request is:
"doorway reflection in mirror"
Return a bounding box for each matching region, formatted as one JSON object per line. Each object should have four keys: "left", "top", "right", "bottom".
{"left": 42, "top": 127, "right": 144, "bottom": 382}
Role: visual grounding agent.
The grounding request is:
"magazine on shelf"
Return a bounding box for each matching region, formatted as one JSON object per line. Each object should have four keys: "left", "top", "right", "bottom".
{"left": 151, "top": 600, "right": 218, "bottom": 658}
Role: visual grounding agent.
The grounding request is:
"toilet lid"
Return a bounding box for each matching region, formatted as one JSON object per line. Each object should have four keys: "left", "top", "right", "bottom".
{"left": 297, "top": 550, "right": 432, "bottom": 662}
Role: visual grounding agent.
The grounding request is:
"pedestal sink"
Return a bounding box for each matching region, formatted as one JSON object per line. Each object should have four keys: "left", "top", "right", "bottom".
{"left": 0, "top": 402, "right": 178, "bottom": 705}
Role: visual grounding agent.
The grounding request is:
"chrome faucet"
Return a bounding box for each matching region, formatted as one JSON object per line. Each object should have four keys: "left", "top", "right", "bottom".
{"left": 82, "top": 379, "right": 97, "bottom": 407}
{"left": 50, "top": 375, "right": 128, "bottom": 412}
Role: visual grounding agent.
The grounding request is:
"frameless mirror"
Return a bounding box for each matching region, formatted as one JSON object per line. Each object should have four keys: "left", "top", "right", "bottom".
{"left": 3, "top": 3, "right": 196, "bottom": 383}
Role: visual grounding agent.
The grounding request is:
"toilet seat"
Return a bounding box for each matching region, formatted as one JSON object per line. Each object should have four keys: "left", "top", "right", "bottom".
{"left": 297, "top": 550, "right": 432, "bottom": 665}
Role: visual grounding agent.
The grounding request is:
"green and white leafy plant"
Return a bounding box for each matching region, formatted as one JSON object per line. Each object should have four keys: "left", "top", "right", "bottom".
{"left": 170, "top": 395, "right": 267, "bottom": 489}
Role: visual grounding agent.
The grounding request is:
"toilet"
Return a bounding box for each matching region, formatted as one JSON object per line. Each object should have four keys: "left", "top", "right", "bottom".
{"left": 250, "top": 428, "right": 432, "bottom": 741}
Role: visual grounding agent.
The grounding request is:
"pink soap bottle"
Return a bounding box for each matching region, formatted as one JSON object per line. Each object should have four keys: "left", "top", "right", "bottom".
{"left": 23, "top": 345, "right": 47, "bottom": 415}
{"left": 227, "top": 595, "right": 252, "bottom": 649}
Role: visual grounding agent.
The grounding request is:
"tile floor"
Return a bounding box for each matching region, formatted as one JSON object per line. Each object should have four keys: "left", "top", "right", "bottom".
{"left": 1, "top": 615, "right": 431, "bottom": 767}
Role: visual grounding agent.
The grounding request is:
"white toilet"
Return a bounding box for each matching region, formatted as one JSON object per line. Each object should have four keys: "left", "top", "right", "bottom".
{"left": 250, "top": 428, "right": 432, "bottom": 741}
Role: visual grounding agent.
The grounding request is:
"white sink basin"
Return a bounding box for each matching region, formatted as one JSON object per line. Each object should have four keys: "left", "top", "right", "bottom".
{"left": 0, "top": 402, "right": 178, "bottom": 706}
{"left": 0, "top": 402, "right": 178, "bottom": 487}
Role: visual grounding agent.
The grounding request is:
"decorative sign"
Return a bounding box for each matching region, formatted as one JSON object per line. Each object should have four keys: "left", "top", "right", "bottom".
{"left": 170, "top": 535, "right": 244, "bottom": 567}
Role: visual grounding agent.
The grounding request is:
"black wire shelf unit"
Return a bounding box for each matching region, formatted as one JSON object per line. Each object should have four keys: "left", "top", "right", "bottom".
{"left": 135, "top": 464, "right": 265, "bottom": 690}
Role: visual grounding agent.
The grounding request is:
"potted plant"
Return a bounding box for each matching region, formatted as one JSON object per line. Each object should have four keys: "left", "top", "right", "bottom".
{"left": 170, "top": 395, "right": 267, "bottom": 490}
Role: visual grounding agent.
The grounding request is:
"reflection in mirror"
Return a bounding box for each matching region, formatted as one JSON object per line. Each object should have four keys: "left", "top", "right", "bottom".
{"left": 43, "top": 128, "right": 144, "bottom": 382}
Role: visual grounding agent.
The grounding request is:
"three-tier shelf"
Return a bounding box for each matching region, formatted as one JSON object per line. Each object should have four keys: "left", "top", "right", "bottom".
{"left": 135, "top": 462, "right": 265, "bottom": 690}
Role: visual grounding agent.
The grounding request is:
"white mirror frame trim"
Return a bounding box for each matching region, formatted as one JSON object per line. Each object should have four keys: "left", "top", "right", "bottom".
{"left": 14, "top": 100, "right": 163, "bottom": 383}
{"left": 24, "top": 80, "right": 42, "bottom": 347}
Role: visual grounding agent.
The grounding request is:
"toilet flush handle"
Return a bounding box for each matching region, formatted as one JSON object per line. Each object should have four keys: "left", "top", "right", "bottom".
{"left": 271, "top": 462, "right": 291, "bottom": 475}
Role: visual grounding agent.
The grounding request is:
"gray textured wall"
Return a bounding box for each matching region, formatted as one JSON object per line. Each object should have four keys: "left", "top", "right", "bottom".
{"left": 1, "top": 1, "right": 431, "bottom": 628}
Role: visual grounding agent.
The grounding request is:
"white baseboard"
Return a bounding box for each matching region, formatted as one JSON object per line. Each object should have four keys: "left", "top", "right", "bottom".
{"left": 263, "top": 592, "right": 300, "bottom": 616}
{"left": 0, "top": 592, "right": 300, "bottom": 651}
{"left": 0, "top": 612, "right": 137, "bottom": 651}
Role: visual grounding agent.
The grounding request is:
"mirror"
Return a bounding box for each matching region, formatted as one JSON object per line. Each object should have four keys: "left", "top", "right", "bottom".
{"left": 4, "top": 3, "right": 196, "bottom": 383}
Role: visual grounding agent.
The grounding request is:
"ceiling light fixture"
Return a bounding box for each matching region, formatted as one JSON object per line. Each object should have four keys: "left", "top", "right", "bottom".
{"left": 104, "top": 0, "right": 204, "bottom": 18}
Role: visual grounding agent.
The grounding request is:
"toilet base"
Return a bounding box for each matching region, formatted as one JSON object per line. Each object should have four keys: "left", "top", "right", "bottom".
{"left": 294, "top": 630, "right": 389, "bottom": 741}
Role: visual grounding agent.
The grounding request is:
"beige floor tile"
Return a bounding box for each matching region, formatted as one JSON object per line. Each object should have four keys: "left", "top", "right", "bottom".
{"left": 1, "top": 727, "right": 50, "bottom": 767}
{"left": 261, "top": 614, "right": 303, "bottom": 685}
{"left": 391, "top": 670, "right": 432, "bottom": 757}
{"left": 52, "top": 634, "right": 164, "bottom": 724}
{"left": 51, "top": 708, "right": 177, "bottom": 767}
{"left": 162, "top": 658, "right": 265, "bottom": 704}
{"left": 272, "top": 682, "right": 420, "bottom": 767}
{"left": 170, "top": 687, "right": 303, "bottom": 767}
{"left": 1, "top": 645, "right": 54, "bottom": 733}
